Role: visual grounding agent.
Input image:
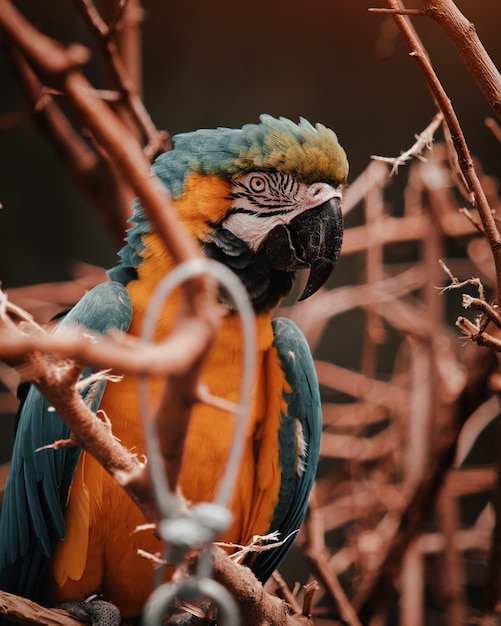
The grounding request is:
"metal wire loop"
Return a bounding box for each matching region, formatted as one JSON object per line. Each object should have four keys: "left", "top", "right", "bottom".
{"left": 138, "top": 258, "right": 255, "bottom": 625}
{"left": 139, "top": 258, "right": 256, "bottom": 521}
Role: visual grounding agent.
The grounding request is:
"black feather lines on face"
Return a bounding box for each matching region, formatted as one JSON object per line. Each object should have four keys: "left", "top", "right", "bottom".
{"left": 228, "top": 172, "right": 301, "bottom": 215}
{"left": 202, "top": 222, "right": 295, "bottom": 315}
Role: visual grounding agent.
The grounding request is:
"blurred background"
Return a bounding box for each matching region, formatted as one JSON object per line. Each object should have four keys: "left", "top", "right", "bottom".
{"left": 1, "top": 2, "right": 501, "bottom": 624}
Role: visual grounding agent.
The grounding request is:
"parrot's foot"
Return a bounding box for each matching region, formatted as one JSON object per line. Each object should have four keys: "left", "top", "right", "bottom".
{"left": 58, "top": 593, "right": 121, "bottom": 626}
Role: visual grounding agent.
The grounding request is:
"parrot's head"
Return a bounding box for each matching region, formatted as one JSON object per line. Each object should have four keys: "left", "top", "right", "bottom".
{"left": 110, "top": 115, "right": 348, "bottom": 314}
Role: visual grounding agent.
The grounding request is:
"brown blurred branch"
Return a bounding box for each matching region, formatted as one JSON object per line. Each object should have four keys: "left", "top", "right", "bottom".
{"left": 419, "top": 0, "right": 501, "bottom": 122}
{"left": 303, "top": 490, "right": 363, "bottom": 626}
{"left": 0, "top": 589, "right": 88, "bottom": 625}
{"left": 211, "top": 546, "right": 314, "bottom": 626}
{"left": 482, "top": 409, "right": 501, "bottom": 621}
{"left": 3, "top": 43, "right": 133, "bottom": 246}
{"left": 75, "top": 0, "right": 170, "bottom": 160}
{"left": 0, "top": 0, "right": 213, "bottom": 314}
{"left": 436, "top": 486, "right": 467, "bottom": 626}
{"left": 354, "top": 346, "right": 496, "bottom": 623}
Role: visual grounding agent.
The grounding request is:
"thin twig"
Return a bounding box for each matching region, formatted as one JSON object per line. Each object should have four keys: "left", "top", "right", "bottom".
{"left": 372, "top": 112, "right": 444, "bottom": 175}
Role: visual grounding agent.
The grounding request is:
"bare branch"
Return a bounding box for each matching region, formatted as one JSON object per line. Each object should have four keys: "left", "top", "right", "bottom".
{"left": 372, "top": 112, "right": 444, "bottom": 175}
{"left": 419, "top": 0, "right": 501, "bottom": 121}
{"left": 75, "top": 0, "right": 170, "bottom": 160}
{"left": 0, "top": 589, "right": 88, "bottom": 625}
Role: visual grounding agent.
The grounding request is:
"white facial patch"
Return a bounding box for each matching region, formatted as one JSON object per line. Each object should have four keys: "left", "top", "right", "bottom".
{"left": 223, "top": 171, "right": 343, "bottom": 251}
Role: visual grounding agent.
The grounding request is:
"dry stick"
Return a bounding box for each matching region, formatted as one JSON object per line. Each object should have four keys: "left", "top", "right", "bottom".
{"left": 0, "top": 589, "right": 88, "bottom": 626}
{"left": 435, "top": 487, "right": 467, "bottom": 626}
{"left": 4, "top": 43, "right": 133, "bottom": 246}
{"left": 361, "top": 159, "right": 386, "bottom": 374}
{"left": 400, "top": 544, "right": 424, "bottom": 626}
{"left": 374, "top": 0, "right": 501, "bottom": 301}
{"left": 304, "top": 489, "right": 363, "bottom": 626}
{"left": 486, "top": 117, "right": 501, "bottom": 144}
{"left": 419, "top": 0, "right": 501, "bottom": 122}
{"left": 482, "top": 417, "right": 501, "bottom": 621}
{"left": 301, "top": 582, "right": 319, "bottom": 618}
{"left": 75, "top": 0, "right": 170, "bottom": 160}
{"left": 211, "top": 547, "right": 314, "bottom": 626}
{"left": 0, "top": 316, "right": 217, "bottom": 379}
{"left": 5, "top": 339, "right": 163, "bottom": 522}
{"left": 372, "top": 111, "right": 444, "bottom": 175}
{"left": 372, "top": 0, "right": 501, "bottom": 127}
{"left": 319, "top": 482, "right": 404, "bottom": 536}
{"left": 269, "top": 572, "right": 302, "bottom": 615}
{"left": 342, "top": 160, "right": 390, "bottom": 216}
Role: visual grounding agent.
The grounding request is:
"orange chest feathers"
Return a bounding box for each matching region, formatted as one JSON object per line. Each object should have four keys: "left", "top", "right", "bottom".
{"left": 50, "top": 289, "right": 287, "bottom": 618}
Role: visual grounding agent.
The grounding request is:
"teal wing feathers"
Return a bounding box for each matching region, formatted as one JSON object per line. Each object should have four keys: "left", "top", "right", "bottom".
{"left": 0, "top": 281, "right": 132, "bottom": 602}
{"left": 250, "top": 317, "right": 322, "bottom": 582}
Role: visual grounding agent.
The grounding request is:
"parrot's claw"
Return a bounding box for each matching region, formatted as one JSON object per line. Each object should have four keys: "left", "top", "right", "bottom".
{"left": 58, "top": 594, "right": 121, "bottom": 626}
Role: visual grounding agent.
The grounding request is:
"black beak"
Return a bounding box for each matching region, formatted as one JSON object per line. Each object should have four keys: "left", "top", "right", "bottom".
{"left": 257, "top": 197, "right": 343, "bottom": 300}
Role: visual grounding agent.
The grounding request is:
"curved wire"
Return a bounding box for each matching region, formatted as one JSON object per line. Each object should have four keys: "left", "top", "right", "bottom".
{"left": 138, "top": 257, "right": 256, "bottom": 520}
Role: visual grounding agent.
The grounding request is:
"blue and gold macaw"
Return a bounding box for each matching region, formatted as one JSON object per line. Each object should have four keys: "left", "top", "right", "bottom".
{"left": 0, "top": 115, "right": 348, "bottom": 621}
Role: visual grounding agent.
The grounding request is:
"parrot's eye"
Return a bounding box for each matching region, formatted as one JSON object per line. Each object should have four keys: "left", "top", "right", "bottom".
{"left": 249, "top": 175, "right": 267, "bottom": 193}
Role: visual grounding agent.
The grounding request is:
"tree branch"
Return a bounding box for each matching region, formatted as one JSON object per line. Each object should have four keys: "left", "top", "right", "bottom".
{"left": 0, "top": 589, "right": 88, "bottom": 625}
{"left": 419, "top": 0, "right": 501, "bottom": 121}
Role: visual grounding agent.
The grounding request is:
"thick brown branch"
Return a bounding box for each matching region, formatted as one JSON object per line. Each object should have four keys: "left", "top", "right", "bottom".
{"left": 0, "top": 589, "right": 88, "bottom": 625}
{"left": 211, "top": 547, "right": 313, "bottom": 626}
{"left": 419, "top": 0, "right": 501, "bottom": 120}
{"left": 4, "top": 42, "right": 133, "bottom": 245}
{"left": 482, "top": 408, "right": 501, "bottom": 618}
{"left": 22, "top": 353, "right": 162, "bottom": 522}
{"left": 75, "top": 0, "right": 170, "bottom": 160}
{"left": 383, "top": 0, "right": 501, "bottom": 300}
{"left": 0, "top": 278, "right": 224, "bottom": 522}
{"left": 0, "top": 316, "right": 221, "bottom": 378}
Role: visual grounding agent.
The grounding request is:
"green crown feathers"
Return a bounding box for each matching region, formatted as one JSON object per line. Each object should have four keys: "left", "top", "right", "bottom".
{"left": 152, "top": 114, "right": 348, "bottom": 198}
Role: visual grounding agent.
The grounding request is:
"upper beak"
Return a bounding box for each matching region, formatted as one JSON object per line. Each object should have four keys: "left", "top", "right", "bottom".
{"left": 257, "top": 197, "right": 343, "bottom": 300}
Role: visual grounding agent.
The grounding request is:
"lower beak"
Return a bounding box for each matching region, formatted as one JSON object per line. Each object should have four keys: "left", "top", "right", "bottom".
{"left": 257, "top": 197, "right": 343, "bottom": 300}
